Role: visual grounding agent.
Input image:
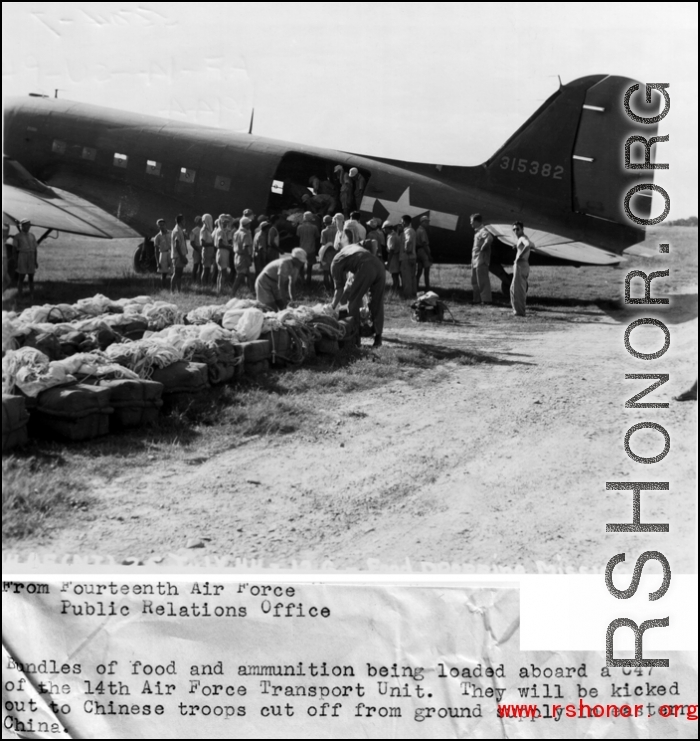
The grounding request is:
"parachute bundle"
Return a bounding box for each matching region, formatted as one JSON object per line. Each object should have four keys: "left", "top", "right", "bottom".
{"left": 1, "top": 347, "right": 76, "bottom": 397}
{"left": 2, "top": 292, "right": 363, "bottom": 447}
{"left": 104, "top": 338, "right": 183, "bottom": 379}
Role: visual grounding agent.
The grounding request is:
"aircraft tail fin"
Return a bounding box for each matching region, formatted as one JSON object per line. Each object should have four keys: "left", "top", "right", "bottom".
{"left": 479, "top": 75, "right": 662, "bottom": 228}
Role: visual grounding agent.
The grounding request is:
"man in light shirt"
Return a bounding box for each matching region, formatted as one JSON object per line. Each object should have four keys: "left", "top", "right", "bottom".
{"left": 344, "top": 210, "right": 366, "bottom": 243}
{"left": 470, "top": 213, "right": 493, "bottom": 305}
{"left": 510, "top": 221, "right": 533, "bottom": 316}
{"left": 170, "top": 213, "right": 189, "bottom": 292}
{"left": 400, "top": 214, "right": 417, "bottom": 299}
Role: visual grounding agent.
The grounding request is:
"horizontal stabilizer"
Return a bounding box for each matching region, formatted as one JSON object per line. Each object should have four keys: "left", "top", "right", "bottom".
{"left": 489, "top": 224, "right": 621, "bottom": 266}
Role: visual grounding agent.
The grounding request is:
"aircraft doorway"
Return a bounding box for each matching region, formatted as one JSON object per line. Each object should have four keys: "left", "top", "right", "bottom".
{"left": 268, "top": 152, "right": 371, "bottom": 219}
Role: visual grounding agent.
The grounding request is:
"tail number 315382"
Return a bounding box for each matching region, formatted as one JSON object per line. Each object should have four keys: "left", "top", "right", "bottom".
{"left": 500, "top": 156, "right": 564, "bottom": 179}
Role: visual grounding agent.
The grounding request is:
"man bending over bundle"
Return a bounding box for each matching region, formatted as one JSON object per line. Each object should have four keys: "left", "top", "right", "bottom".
{"left": 330, "top": 244, "right": 386, "bottom": 348}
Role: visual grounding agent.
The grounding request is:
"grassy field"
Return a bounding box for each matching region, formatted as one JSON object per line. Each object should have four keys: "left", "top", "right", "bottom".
{"left": 2, "top": 227, "right": 697, "bottom": 548}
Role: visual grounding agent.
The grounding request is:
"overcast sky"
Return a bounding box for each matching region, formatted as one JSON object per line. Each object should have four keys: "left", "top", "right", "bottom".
{"left": 3, "top": 2, "right": 698, "bottom": 216}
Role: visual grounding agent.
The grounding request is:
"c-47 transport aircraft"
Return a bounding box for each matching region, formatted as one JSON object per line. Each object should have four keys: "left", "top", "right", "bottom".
{"left": 3, "top": 74, "right": 661, "bottom": 289}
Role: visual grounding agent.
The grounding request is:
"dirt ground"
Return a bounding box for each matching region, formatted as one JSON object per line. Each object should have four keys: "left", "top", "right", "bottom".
{"left": 3, "top": 229, "right": 697, "bottom": 571}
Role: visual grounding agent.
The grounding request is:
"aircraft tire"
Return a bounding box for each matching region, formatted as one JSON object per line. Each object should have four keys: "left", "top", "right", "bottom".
{"left": 501, "top": 272, "right": 512, "bottom": 298}
{"left": 133, "top": 241, "right": 156, "bottom": 274}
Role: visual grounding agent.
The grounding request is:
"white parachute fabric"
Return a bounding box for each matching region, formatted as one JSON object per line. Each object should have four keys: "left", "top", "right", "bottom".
{"left": 104, "top": 338, "right": 183, "bottom": 379}
{"left": 2, "top": 347, "right": 76, "bottom": 396}
{"left": 235, "top": 308, "right": 265, "bottom": 342}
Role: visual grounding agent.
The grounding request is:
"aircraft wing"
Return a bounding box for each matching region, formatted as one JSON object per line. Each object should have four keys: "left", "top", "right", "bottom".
{"left": 489, "top": 224, "right": 622, "bottom": 266}
{"left": 3, "top": 156, "right": 140, "bottom": 239}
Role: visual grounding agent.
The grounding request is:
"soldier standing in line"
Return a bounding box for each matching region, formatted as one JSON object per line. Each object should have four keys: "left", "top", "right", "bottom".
{"left": 232, "top": 216, "right": 255, "bottom": 296}
{"left": 154, "top": 218, "right": 171, "bottom": 287}
{"left": 190, "top": 215, "right": 202, "bottom": 284}
{"left": 215, "top": 214, "right": 233, "bottom": 294}
{"left": 253, "top": 220, "right": 272, "bottom": 275}
{"left": 14, "top": 219, "right": 38, "bottom": 298}
{"left": 170, "top": 213, "right": 189, "bottom": 292}
{"left": 296, "top": 211, "right": 320, "bottom": 286}
{"left": 415, "top": 215, "right": 432, "bottom": 291}
{"left": 383, "top": 220, "right": 402, "bottom": 293}
{"left": 200, "top": 214, "right": 215, "bottom": 287}
{"left": 400, "top": 214, "right": 417, "bottom": 299}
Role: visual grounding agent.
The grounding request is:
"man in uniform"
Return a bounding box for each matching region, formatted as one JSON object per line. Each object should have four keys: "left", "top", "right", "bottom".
{"left": 400, "top": 214, "right": 417, "bottom": 299}
{"left": 14, "top": 219, "right": 38, "bottom": 297}
{"left": 232, "top": 216, "right": 256, "bottom": 296}
{"left": 170, "top": 213, "right": 189, "bottom": 292}
{"left": 470, "top": 213, "right": 493, "bottom": 304}
{"left": 200, "top": 214, "right": 216, "bottom": 287}
{"left": 154, "top": 218, "right": 171, "bottom": 287}
{"left": 190, "top": 215, "right": 202, "bottom": 283}
{"left": 214, "top": 214, "right": 233, "bottom": 294}
{"left": 330, "top": 243, "right": 386, "bottom": 348}
{"left": 349, "top": 167, "right": 366, "bottom": 211}
{"left": 255, "top": 248, "right": 307, "bottom": 310}
{"left": 335, "top": 164, "right": 354, "bottom": 216}
{"left": 344, "top": 210, "right": 366, "bottom": 243}
{"left": 415, "top": 215, "right": 432, "bottom": 291}
{"left": 510, "top": 221, "right": 533, "bottom": 316}
{"left": 253, "top": 220, "right": 272, "bottom": 275}
{"left": 365, "top": 218, "right": 385, "bottom": 258}
{"left": 296, "top": 211, "right": 320, "bottom": 285}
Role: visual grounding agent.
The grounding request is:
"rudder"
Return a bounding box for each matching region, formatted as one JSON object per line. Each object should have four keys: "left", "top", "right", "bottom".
{"left": 482, "top": 75, "right": 660, "bottom": 226}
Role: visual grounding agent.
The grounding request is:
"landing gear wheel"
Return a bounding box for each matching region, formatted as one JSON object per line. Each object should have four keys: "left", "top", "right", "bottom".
{"left": 501, "top": 273, "right": 513, "bottom": 299}
{"left": 133, "top": 239, "right": 156, "bottom": 274}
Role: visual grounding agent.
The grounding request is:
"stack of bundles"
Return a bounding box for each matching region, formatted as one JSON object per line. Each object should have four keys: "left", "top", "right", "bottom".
{"left": 96, "top": 378, "right": 164, "bottom": 431}
{"left": 151, "top": 361, "right": 209, "bottom": 409}
{"left": 104, "top": 338, "right": 183, "bottom": 379}
{"left": 104, "top": 335, "right": 208, "bottom": 408}
{"left": 263, "top": 304, "right": 345, "bottom": 361}
{"left": 148, "top": 324, "right": 242, "bottom": 385}
{"left": 31, "top": 384, "right": 113, "bottom": 442}
{"left": 2, "top": 394, "right": 30, "bottom": 452}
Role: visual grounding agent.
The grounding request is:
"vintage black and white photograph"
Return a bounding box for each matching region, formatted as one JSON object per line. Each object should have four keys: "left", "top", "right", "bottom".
{"left": 2, "top": 2, "right": 697, "bottom": 573}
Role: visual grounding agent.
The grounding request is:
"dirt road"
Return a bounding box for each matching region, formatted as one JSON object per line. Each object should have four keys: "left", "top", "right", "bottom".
{"left": 7, "top": 298, "right": 695, "bottom": 572}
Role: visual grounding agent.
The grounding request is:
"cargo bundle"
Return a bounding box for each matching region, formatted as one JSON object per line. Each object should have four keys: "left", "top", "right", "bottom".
{"left": 1, "top": 293, "right": 359, "bottom": 450}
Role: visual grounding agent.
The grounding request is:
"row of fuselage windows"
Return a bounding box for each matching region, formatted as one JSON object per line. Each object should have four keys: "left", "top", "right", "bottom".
{"left": 49, "top": 136, "right": 232, "bottom": 192}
